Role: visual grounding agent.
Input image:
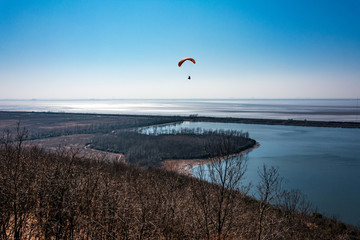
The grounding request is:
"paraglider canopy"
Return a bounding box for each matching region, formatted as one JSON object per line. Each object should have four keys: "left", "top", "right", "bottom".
{"left": 178, "top": 58, "right": 196, "bottom": 67}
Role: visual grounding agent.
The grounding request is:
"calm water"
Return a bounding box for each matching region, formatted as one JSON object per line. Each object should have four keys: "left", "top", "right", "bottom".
{"left": 1, "top": 99, "right": 359, "bottom": 122}
{"left": 144, "top": 121, "right": 360, "bottom": 226}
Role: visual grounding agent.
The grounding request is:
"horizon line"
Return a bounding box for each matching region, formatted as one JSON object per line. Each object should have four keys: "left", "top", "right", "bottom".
{"left": 0, "top": 98, "right": 358, "bottom": 101}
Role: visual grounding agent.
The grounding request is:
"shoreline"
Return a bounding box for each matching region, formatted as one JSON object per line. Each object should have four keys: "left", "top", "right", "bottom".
{"left": 1, "top": 110, "right": 359, "bottom": 128}
{"left": 162, "top": 142, "right": 260, "bottom": 176}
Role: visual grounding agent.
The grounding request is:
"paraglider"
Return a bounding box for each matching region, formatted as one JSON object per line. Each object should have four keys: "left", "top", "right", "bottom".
{"left": 178, "top": 58, "right": 196, "bottom": 80}
{"left": 178, "top": 58, "right": 196, "bottom": 67}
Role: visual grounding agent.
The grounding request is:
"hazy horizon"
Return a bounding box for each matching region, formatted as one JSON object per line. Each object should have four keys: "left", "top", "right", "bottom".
{"left": 1, "top": 97, "right": 359, "bottom": 100}
{"left": 1, "top": 98, "right": 359, "bottom": 122}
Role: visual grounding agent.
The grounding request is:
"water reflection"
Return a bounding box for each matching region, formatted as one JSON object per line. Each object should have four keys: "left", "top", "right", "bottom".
{"left": 1, "top": 99, "right": 359, "bottom": 122}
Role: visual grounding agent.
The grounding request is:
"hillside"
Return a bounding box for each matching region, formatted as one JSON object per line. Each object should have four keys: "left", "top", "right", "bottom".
{"left": 1, "top": 129, "right": 359, "bottom": 239}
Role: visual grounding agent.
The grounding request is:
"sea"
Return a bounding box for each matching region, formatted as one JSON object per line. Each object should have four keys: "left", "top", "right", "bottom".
{"left": 0, "top": 98, "right": 359, "bottom": 122}
{"left": 1, "top": 98, "right": 360, "bottom": 225}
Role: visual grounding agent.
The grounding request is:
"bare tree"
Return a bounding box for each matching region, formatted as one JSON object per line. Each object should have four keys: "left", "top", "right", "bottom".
{"left": 256, "top": 165, "right": 283, "bottom": 240}
{"left": 0, "top": 122, "right": 35, "bottom": 240}
{"left": 279, "top": 189, "right": 313, "bottom": 216}
{"left": 193, "top": 135, "right": 249, "bottom": 240}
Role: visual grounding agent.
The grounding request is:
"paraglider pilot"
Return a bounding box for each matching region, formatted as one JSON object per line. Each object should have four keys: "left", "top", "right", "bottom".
{"left": 178, "top": 58, "right": 195, "bottom": 80}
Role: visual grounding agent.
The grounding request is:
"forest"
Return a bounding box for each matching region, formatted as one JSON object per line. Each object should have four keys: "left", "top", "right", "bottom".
{"left": 90, "top": 128, "right": 256, "bottom": 166}
{"left": 1, "top": 124, "right": 359, "bottom": 240}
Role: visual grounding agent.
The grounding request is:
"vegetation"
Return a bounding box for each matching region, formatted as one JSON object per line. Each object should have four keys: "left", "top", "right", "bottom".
{"left": 89, "top": 128, "right": 256, "bottom": 166}
{"left": 1, "top": 110, "right": 359, "bottom": 142}
{"left": 183, "top": 116, "right": 360, "bottom": 129}
{"left": 0, "top": 111, "right": 183, "bottom": 140}
{"left": 1, "top": 126, "right": 359, "bottom": 240}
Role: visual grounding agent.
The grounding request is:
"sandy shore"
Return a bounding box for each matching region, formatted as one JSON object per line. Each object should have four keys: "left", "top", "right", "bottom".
{"left": 162, "top": 142, "right": 260, "bottom": 176}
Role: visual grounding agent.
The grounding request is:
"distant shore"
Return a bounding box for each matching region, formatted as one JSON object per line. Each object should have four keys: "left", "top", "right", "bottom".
{"left": 184, "top": 116, "right": 360, "bottom": 128}
{"left": 1, "top": 111, "right": 360, "bottom": 128}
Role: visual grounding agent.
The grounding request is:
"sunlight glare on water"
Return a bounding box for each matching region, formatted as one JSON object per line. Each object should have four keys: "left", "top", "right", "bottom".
{"left": 0, "top": 99, "right": 359, "bottom": 122}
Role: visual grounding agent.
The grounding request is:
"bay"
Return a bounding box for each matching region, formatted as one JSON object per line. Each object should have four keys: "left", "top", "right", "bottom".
{"left": 147, "top": 121, "right": 360, "bottom": 226}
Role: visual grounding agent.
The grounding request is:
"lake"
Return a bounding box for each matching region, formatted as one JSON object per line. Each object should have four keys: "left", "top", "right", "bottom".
{"left": 145, "top": 121, "right": 360, "bottom": 226}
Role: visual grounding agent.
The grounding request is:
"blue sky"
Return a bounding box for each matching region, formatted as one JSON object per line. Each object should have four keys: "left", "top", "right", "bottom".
{"left": 1, "top": 0, "right": 359, "bottom": 99}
